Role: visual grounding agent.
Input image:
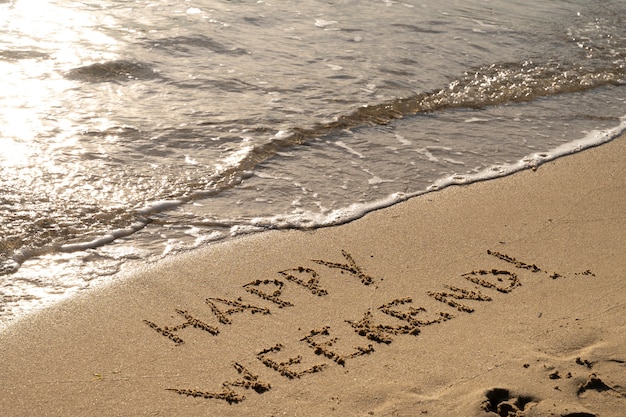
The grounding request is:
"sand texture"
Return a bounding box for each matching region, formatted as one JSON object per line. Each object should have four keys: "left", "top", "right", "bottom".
{"left": 1, "top": 136, "right": 625, "bottom": 417}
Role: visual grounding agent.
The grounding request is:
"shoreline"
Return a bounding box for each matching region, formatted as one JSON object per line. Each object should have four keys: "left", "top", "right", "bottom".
{"left": 2, "top": 119, "right": 624, "bottom": 330}
{"left": 1, "top": 135, "right": 624, "bottom": 416}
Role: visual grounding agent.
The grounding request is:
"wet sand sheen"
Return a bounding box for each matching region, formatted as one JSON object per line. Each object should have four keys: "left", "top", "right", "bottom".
{"left": 0, "top": 135, "right": 624, "bottom": 416}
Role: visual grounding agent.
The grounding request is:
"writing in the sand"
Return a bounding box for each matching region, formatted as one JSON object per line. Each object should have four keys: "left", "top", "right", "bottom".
{"left": 142, "top": 249, "right": 594, "bottom": 403}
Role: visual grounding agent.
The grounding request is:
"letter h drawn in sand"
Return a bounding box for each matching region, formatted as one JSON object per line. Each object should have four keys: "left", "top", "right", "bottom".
{"left": 144, "top": 298, "right": 269, "bottom": 345}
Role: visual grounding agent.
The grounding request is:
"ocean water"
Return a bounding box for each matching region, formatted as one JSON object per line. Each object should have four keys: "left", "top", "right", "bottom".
{"left": 1, "top": 0, "right": 625, "bottom": 329}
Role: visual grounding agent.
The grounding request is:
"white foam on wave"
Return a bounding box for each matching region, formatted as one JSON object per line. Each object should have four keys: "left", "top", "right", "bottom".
{"left": 429, "top": 116, "right": 626, "bottom": 190}
{"left": 241, "top": 117, "right": 626, "bottom": 233}
{"left": 136, "top": 199, "right": 185, "bottom": 215}
{"left": 60, "top": 221, "right": 148, "bottom": 252}
{"left": 239, "top": 192, "right": 406, "bottom": 234}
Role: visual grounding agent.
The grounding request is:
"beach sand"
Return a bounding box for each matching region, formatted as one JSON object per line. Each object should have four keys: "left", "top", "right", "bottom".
{"left": 1, "top": 135, "right": 625, "bottom": 417}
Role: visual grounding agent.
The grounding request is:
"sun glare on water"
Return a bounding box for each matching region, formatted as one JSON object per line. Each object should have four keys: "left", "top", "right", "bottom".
{"left": 1, "top": 0, "right": 119, "bottom": 168}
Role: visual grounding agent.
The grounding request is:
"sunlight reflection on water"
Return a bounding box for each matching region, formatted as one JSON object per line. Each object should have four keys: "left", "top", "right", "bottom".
{"left": 1, "top": 0, "right": 119, "bottom": 161}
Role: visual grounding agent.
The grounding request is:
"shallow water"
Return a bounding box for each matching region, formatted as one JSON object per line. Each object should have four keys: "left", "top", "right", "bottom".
{"left": 1, "top": 0, "right": 625, "bottom": 327}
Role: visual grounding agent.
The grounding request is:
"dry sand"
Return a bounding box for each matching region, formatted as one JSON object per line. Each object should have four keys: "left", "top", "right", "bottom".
{"left": 1, "top": 135, "right": 625, "bottom": 417}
